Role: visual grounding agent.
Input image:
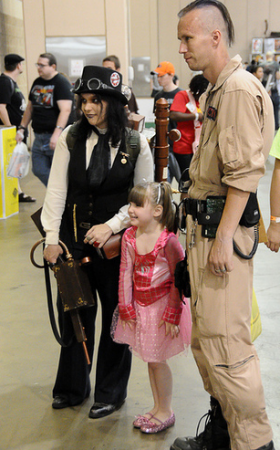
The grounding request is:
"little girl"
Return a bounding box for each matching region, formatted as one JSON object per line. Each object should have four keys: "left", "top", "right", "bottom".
{"left": 112, "top": 181, "right": 191, "bottom": 434}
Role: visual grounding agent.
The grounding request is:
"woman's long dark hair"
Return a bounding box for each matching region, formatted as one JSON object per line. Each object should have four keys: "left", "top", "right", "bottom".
{"left": 76, "top": 93, "right": 128, "bottom": 146}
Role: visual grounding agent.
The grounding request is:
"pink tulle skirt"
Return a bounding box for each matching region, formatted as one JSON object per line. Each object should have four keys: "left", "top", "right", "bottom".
{"left": 112, "top": 296, "right": 192, "bottom": 363}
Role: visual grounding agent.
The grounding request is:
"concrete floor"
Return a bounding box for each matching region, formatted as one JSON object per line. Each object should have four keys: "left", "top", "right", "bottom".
{"left": 1, "top": 157, "right": 279, "bottom": 450}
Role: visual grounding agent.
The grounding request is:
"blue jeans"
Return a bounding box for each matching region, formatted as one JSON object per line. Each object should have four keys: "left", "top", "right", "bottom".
{"left": 32, "top": 132, "right": 53, "bottom": 186}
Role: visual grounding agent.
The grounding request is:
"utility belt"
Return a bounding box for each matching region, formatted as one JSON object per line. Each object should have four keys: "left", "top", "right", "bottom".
{"left": 180, "top": 193, "right": 260, "bottom": 259}
{"left": 183, "top": 196, "right": 226, "bottom": 238}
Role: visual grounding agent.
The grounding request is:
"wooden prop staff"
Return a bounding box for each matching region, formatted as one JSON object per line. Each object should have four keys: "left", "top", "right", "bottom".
{"left": 154, "top": 98, "right": 181, "bottom": 184}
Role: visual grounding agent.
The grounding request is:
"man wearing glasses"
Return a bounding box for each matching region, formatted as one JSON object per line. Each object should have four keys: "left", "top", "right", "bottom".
{"left": 16, "top": 53, "right": 73, "bottom": 186}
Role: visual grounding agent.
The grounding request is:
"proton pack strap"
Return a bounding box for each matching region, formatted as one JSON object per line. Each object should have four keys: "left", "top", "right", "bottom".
{"left": 66, "top": 121, "right": 80, "bottom": 154}
{"left": 125, "top": 128, "right": 141, "bottom": 161}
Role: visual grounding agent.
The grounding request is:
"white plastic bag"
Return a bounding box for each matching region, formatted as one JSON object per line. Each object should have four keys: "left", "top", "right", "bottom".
{"left": 7, "top": 142, "right": 30, "bottom": 179}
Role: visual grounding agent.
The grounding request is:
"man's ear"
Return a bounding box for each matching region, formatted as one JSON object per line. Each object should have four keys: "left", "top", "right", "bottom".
{"left": 154, "top": 204, "right": 163, "bottom": 218}
{"left": 212, "top": 29, "right": 221, "bottom": 47}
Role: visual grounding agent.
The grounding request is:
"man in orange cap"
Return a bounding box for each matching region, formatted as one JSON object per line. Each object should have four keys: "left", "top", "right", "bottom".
{"left": 152, "top": 61, "right": 182, "bottom": 183}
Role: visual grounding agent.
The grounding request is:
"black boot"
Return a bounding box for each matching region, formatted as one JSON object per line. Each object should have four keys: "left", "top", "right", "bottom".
{"left": 170, "top": 397, "right": 230, "bottom": 450}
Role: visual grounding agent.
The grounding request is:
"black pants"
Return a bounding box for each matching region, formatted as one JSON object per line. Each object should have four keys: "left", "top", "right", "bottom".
{"left": 53, "top": 249, "right": 132, "bottom": 406}
{"left": 174, "top": 152, "right": 193, "bottom": 175}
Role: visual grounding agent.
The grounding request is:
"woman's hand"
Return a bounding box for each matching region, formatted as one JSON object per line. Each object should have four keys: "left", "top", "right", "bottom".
{"left": 121, "top": 319, "right": 135, "bottom": 331}
{"left": 84, "top": 223, "right": 113, "bottom": 247}
{"left": 44, "top": 244, "right": 63, "bottom": 264}
{"left": 159, "top": 320, "right": 180, "bottom": 339}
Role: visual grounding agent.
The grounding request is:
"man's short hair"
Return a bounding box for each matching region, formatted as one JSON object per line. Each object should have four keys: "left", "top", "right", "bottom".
{"left": 102, "top": 55, "right": 120, "bottom": 70}
{"left": 178, "top": 0, "right": 235, "bottom": 47}
{"left": 5, "top": 62, "right": 19, "bottom": 72}
{"left": 39, "top": 52, "right": 57, "bottom": 67}
{"left": 266, "top": 51, "right": 273, "bottom": 59}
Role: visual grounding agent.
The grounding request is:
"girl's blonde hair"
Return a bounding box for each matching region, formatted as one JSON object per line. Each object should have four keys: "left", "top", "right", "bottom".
{"left": 128, "top": 181, "right": 176, "bottom": 232}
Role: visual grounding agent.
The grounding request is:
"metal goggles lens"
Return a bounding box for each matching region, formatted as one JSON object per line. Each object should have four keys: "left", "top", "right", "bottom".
{"left": 73, "top": 77, "right": 111, "bottom": 92}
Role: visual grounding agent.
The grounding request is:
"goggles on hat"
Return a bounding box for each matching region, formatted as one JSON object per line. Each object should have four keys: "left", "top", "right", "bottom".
{"left": 72, "top": 77, "right": 113, "bottom": 92}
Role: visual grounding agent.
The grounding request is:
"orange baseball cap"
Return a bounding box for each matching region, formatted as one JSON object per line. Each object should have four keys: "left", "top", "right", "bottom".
{"left": 152, "top": 61, "right": 175, "bottom": 76}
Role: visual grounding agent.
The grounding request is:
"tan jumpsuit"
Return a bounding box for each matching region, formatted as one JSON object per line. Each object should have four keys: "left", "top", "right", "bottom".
{"left": 187, "top": 55, "right": 274, "bottom": 450}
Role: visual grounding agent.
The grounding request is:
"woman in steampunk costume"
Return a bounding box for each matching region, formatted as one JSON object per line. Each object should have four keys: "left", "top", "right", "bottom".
{"left": 42, "top": 65, "right": 153, "bottom": 419}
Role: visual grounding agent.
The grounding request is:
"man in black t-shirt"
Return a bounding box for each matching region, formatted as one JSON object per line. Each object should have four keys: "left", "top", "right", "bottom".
{"left": 0, "top": 53, "right": 35, "bottom": 202}
{"left": 152, "top": 61, "right": 182, "bottom": 183}
{"left": 16, "top": 53, "right": 73, "bottom": 186}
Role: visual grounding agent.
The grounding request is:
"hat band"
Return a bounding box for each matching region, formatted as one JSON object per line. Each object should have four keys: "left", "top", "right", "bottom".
{"left": 72, "top": 77, "right": 114, "bottom": 93}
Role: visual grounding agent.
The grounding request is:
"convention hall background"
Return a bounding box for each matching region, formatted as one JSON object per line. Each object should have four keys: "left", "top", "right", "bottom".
{"left": 0, "top": 1, "right": 279, "bottom": 449}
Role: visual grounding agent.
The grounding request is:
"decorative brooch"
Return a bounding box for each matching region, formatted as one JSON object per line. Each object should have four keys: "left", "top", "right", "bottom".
{"left": 120, "top": 152, "right": 130, "bottom": 164}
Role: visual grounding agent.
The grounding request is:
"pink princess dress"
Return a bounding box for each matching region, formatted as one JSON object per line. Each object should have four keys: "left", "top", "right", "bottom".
{"left": 112, "top": 227, "right": 192, "bottom": 362}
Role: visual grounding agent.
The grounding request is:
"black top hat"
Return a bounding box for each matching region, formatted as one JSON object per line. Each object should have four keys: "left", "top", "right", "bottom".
{"left": 5, "top": 54, "right": 25, "bottom": 66}
{"left": 72, "top": 66, "right": 128, "bottom": 105}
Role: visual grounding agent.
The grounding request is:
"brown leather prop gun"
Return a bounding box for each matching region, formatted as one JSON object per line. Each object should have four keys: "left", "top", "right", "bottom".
{"left": 30, "top": 209, "right": 95, "bottom": 365}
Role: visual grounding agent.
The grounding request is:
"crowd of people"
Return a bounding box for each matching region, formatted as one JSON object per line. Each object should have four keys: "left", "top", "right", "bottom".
{"left": 2, "top": 1, "right": 280, "bottom": 449}
{"left": 247, "top": 51, "right": 280, "bottom": 131}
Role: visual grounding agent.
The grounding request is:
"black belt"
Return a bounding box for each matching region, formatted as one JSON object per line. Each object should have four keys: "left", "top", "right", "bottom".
{"left": 184, "top": 198, "right": 207, "bottom": 218}
{"left": 184, "top": 197, "right": 225, "bottom": 225}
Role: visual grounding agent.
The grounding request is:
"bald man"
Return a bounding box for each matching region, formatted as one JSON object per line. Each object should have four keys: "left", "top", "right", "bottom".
{"left": 170, "top": 1, "right": 275, "bottom": 450}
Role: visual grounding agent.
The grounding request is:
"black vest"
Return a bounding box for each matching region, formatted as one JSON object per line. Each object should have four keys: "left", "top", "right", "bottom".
{"left": 60, "top": 123, "right": 141, "bottom": 248}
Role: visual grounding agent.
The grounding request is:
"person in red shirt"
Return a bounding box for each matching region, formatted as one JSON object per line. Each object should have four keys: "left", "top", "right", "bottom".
{"left": 170, "top": 74, "right": 208, "bottom": 175}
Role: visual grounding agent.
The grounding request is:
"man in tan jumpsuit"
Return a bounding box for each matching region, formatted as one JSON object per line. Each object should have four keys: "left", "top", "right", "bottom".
{"left": 170, "top": 1, "right": 275, "bottom": 450}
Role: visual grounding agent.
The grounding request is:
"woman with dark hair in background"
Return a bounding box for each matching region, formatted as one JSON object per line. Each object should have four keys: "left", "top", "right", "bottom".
{"left": 41, "top": 65, "right": 153, "bottom": 419}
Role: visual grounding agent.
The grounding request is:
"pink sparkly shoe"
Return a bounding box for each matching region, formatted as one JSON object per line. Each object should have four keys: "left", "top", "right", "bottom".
{"left": 140, "top": 413, "right": 175, "bottom": 434}
{"left": 133, "top": 413, "right": 154, "bottom": 428}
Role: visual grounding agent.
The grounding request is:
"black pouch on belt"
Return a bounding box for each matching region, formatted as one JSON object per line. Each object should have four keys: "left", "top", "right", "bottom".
{"left": 239, "top": 192, "right": 260, "bottom": 227}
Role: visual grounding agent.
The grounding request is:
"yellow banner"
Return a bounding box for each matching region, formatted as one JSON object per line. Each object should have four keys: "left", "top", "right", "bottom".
{"left": 0, "top": 126, "right": 18, "bottom": 219}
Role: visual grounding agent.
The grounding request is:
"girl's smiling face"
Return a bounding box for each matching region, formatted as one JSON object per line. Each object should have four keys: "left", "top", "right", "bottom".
{"left": 128, "top": 200, "right": 157, "bottom": 228}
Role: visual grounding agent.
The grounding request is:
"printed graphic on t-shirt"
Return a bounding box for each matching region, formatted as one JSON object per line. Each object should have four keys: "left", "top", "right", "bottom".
{"left": 31, "top": 84, "right": 55, "bottom": 108}
{"left": 15, "top": 87, "right": 26, "bottom": 112}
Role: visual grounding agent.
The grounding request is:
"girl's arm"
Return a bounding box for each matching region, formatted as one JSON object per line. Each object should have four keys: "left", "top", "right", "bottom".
{"left": 118, "top": 230, "right": 136, "bottom": 321}
{"left": 161, "top": 235, "right": 184, "bottom": 326}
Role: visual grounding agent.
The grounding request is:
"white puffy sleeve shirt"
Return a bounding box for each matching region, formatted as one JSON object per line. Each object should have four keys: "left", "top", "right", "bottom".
{"left": 41, "top": 126, "right": 154, "bottom": 245}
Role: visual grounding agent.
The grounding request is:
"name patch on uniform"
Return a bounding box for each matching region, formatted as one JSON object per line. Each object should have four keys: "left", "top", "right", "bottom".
{"left": 207, "top": 106, "right": 217, "bottom": 121}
